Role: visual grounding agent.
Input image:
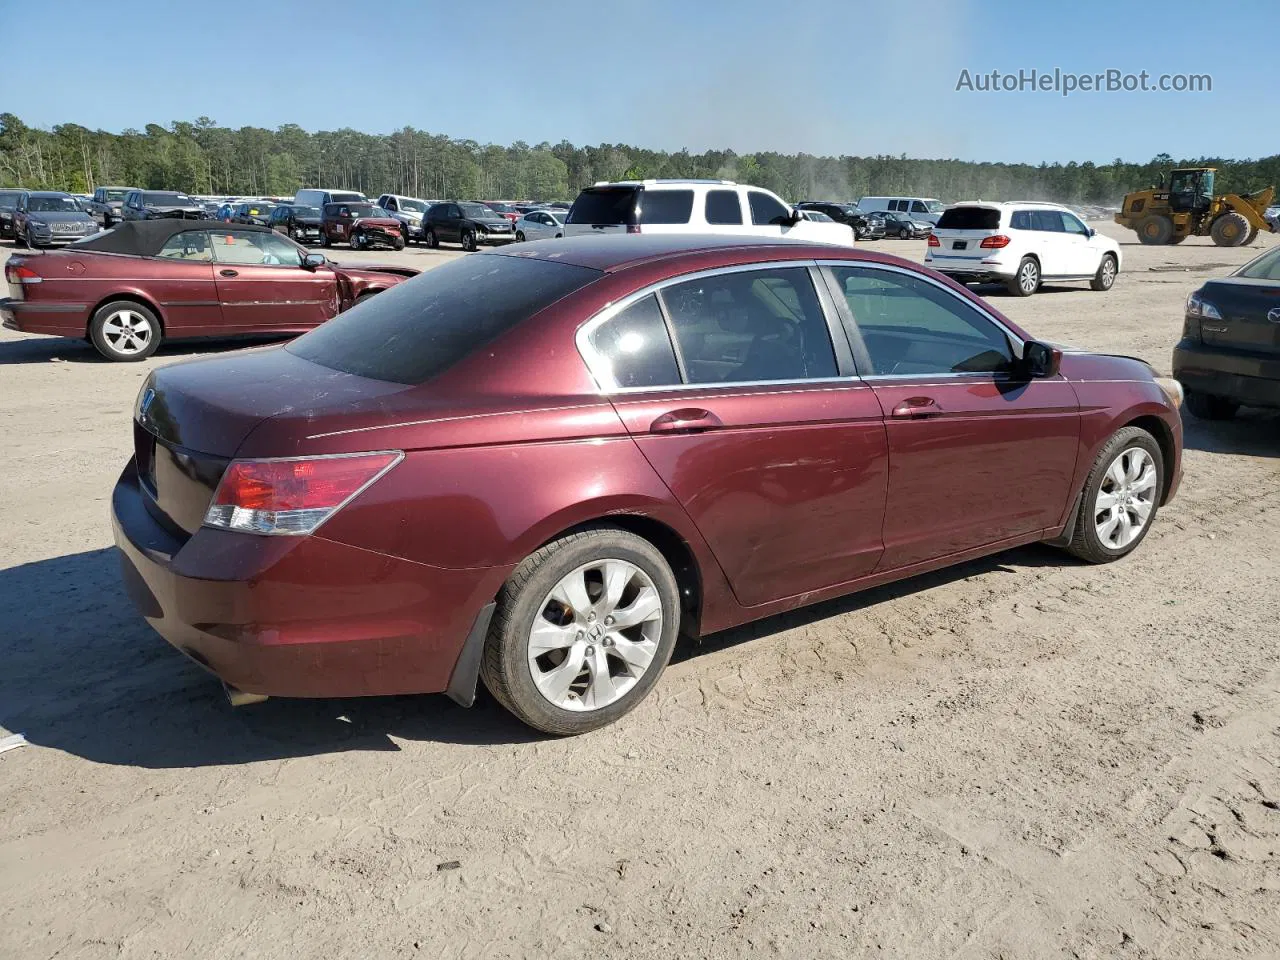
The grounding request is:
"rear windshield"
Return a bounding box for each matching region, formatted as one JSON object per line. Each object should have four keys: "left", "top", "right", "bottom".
{"left": 936, "top": 207, "right": 1001, "bottom": 230}
{"left": 287, "top": 255, "right": 601, "bottom": 384}
{"left": 328, "top": 192, "right": 365, "bottom": 204}
{"left": 1236, "top": 246, "right": 1280, "bottom": 281}
{"left": 567, "top": 187, "right": 638, "bottom": 225}
{"left": 143, "top": 192, "right": 194, "bottom": 205}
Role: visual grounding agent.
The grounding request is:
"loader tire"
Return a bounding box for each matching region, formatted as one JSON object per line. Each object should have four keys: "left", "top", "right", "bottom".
{"left": 1210, "top": 212, "right": 1249, "bottom": 247}
{"left": 1243, "top": 227, "right": 1259, "bottom": 246}
{"left": 1137, "top": 215, "right": 1173, "bottom": 245}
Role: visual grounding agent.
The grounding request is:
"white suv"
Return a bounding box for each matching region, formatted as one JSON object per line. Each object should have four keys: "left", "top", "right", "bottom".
{"left": 563, "top": 179, "right": 854, "bottom": 246}
{"left": 925, "top": 201, "right": 1121, "bottom": 296}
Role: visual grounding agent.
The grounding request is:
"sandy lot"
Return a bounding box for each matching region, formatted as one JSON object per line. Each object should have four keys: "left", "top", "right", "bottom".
{"left": 1, "top": 226, "right": 1277, "bottom": 959}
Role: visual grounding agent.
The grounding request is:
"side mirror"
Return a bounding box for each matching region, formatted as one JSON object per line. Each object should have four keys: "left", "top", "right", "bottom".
{"left": 1087, "top": 227, "right": 1097, "bottom": 238}
{"left": 302, "top": 253, "right": 327, "bottom": 271}
{"left": 1021, "top": 340, "right": 1061, "bottom": 378}
{"left": 787, "top": 208, "right": 806, "bottom": 226}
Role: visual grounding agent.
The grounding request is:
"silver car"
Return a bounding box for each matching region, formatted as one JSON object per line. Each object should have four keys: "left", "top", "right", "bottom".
{"left": 515, "top": 208, "right": 566, "bottom": 241}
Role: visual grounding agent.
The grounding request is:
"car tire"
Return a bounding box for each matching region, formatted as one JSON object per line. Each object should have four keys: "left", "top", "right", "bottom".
{"left": 393, "top": 237, "right": 405, "bottom": 251}
{"left": 425, "top": 227, "right": 438, "bottom": 249}
{"left": 89, "top": 301, "right": 161, "bottom": 362}
{"left": 480, "top": 526, "right": 681, "bottom": 736}
{"left": 1137, "top": 214, "right": 1175, "bottom": 245}
{"left": 349, "top": 231, "right": 363, "bottom": 250}
{"left": 462, "top": 230, "right": 477, "bottom": 252}
{"left": 515, "top": 230, "right": 526, "bottom": 242}
{"left": 1065, "top": 426, "right": 1164, "bottom": 564}
{"left": 1090, "top": 253, "right": 1118, "bottom": 291}
{"left": 1210, "top": 212, "right": 1249, "bottom": 247}
{"left": 898, "top": 227, "right": 910, "bottom": 239}
{"left": 13, "top": 228, "right": 26, "bottom": 248}
{"left": 1007, "top": 256, "right": 1039, "bottom": 296}
{"left": 1183, "top": 389, "right": 1239, "bottom": 420}
{"left": 321, "top": 235, "right": 331, "bottom": 248}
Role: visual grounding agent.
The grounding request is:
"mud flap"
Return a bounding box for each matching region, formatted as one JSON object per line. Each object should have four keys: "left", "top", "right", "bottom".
{"left": 445, "top": 602, "right": 497, "bottom": 708}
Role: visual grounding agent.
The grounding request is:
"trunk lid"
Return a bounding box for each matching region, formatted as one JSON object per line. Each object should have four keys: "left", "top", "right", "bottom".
{"left": 1197, "top": 278, "right": 1280, "bottom": 356}
{"left": 134, "top": 347, "right": 412, "bottom": 536}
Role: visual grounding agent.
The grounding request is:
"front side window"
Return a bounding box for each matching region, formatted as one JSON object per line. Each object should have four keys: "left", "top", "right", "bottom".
{"left": 638, "top": 190, "right": 694, "bottom": 225}
{"left": 588, "top": 294, "right": 681, "bottom": 389}
{"left": 660, "top": 267, "right": 837, "bottom": 384}
{"left": 210, "top": 230, "right": 303, "bottom": 266}
{"left": 1060, "top": 212, "right": 1089, "bottom": 236}
{"left": 911, "top": 201, "right": 929, "bottom": 213}
{"left": 705, "top": 189, "right": 743, "bottom": 225}
{"left": 831, "top": 266, "right": 1014, "bottom": 376}
{"left": 27, "top": 196, "right": 80, "bottom": 213}
{"left": 747, "top": 191, "right": 790, "bottom": 226}
{"left": 157, "top": 230, "right": 212, "bottom": 260}
{"left": 142, "top": 192, "right": 194, "bottom": 205}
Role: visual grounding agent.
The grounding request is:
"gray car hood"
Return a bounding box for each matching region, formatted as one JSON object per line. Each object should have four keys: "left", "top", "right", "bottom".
{"left": 28, "top": 211, "right": 95, "bottom": 223}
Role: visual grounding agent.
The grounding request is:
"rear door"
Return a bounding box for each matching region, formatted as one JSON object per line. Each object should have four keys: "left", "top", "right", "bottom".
{"left": 564, "top": 186, "right": 639, "bottom": 236}
{"left": 823, "top": 262, "right": 1079, "bottom": 571}
{"left": 588, "top": 263, "right": 888, "bottom": 607}
{"left": 211, "top": 229, "right": 339, "bottom": 331}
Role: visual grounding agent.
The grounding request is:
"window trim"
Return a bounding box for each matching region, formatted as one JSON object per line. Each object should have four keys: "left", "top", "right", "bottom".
{"left": 575, "top": 260, "right": 857, "bottom": 394}
{"left": 815, "top": 260, "right": 1026, "bottom": 381}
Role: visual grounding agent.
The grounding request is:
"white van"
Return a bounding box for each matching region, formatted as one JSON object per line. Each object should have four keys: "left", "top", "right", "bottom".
{"left": 564, "top": 179, "right": 854, "bottom": 246}
{"left": 857, "top": 196, "right": 946, "bottom": 225}
{"left": 293, "top": 188, "right": 367, "bottom": 211}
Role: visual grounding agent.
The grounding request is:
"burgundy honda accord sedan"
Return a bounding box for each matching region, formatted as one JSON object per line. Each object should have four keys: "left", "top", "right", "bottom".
{"left": 112, "top": 235, "right": 1184, "bottom": 734}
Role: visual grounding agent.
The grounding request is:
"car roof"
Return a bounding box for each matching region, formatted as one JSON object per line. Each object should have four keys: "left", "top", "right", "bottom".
{"left": 29, "top": 191, "right": 73, "bottom": 197}
{"left": 486, "top": 233, "right": 874, "bottom": 273}
{"left": 71, "top": 219, "right": 272, "bottom": 257}
{"left": 951, "top": 200, "right": 1065, "bottom": 210}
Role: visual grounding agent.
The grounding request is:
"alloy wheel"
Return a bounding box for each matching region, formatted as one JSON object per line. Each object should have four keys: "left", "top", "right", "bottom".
{"left": 527, "top": 559, "right": 663, "bottom": 712}
{"left": 1019, "top": 260, "right": 1039, "bottom": 294}
{"left": 1094, "top": 446, "right": 1157, "bottom": 549}
{"left": 100, "top": 308, "right": 154, "bottom": 357}
{"left": 1100, "top": 257, "right": 1116, "bottom": 288}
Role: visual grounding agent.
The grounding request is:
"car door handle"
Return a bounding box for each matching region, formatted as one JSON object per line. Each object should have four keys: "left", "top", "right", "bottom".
{"left": 891, "top": 396, "right": 943, "bottom": 418}
{"left": 219, "top": 269, "right": 239, "bottom": 278}
{"left": 649, "top": 408, "right": 724, "bottom": 434}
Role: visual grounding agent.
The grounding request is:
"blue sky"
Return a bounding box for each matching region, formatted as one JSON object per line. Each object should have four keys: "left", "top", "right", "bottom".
{"left": 4, "top": 0, "right": 1275, "bottom": 164}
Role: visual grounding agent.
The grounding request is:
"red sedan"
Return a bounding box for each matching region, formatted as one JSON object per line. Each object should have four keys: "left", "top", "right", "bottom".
{"left": 111, "top": 235, "right": 1184, "bottom": 734}
{"left": 2, "top": 219, "right": 416, "bottom": 361}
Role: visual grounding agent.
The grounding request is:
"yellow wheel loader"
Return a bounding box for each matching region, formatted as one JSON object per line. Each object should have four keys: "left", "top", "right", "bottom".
{"left": 1114, "top": 167, "right": 1275, "bottom": 246}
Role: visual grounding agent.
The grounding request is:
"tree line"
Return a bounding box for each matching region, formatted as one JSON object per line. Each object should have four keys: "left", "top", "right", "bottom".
{"left": 2, "top": 113, "right": 1278, "bottom": 207}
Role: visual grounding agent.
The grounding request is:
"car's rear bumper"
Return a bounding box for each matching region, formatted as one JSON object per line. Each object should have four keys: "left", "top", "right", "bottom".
{"left": 1173, "top": 338, "right": 1280, "bottom": 408}
{"left": 479, "top": 234, "right": 516, "bottom": 245}
{"left": 0, "top": 297, "right": 91, "bottom": 335}
{"left": 926, "top": 252, "right": 1016, "bottom": 282}
{"left": 111, "top": 457, "right": 504, "bottom": 700}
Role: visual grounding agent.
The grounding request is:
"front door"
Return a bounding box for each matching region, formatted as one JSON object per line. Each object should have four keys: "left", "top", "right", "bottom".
{"left": 586, "top": 265, "right": 888, "bottom": 608}
{"left": 824, "top": 262, "right": 1079, "bottom": 571}
{"left": 1058, "top": 210, "right": 1101, "bottom": 276}
{"left": 210, "top": 229, "right": 339, "bottom": 331}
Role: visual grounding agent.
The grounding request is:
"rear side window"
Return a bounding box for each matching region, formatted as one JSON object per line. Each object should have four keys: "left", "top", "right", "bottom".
{"left": 937, "top": 207, "right": 1001, "bottom": 230}
{"left": 567, "top": 187, "right": 638, "bottom": 225}
{"left": 588, "top": 295, "right": 681, "bottom": 388}
{"left": 748, "top": 191, "right": 791, "bottom": 226}
{"left": 660, "top": 267, "right": 837, "bottom": 384}
{"left": 705, "top": 189, "right": 743, "bottom": 225}
{"left": 1031, "top": 210, "right": 1064, "bottom": 232}
{"left": 287, "top": 256, "right": 600, "bottom": 385}
{"left": 1010, "top": 211, "right": 1031, "bottom": 230}
{"left": 638, "top": 190, "right": 694, "bottom": 225}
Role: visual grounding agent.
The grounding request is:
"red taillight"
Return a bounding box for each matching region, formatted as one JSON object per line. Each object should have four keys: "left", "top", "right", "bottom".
{"left": 205, "top": 452, "right": 402, "bottom": 535}
{"left": 5, "top": 262, "right": 41, "bottom": 283}
{"left": 927, "top": 234, "right": 940, "bottom": 247}
{"left": 980, "top": 235, "right": 1011, "bottom": 248}
{"left": 626, "top": 223, "right": 642, "bottom": 234}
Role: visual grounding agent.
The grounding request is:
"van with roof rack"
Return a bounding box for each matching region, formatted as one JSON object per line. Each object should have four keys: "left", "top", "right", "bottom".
{"left": 563, "top": 179, "right": 854, "bottom": 246}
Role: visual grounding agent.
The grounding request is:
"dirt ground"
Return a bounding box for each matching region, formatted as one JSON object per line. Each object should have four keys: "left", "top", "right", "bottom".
{"left": 1, "top": 226, "right": 1277, "bottom": 960}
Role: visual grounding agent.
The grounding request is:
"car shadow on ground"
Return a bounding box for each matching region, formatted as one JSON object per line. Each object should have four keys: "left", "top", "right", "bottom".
{"left": 0, "top": 335, "right": 290, "bottom": 365}
{"left": 1182, "top": 406, "right": 1280, "bottom": 458}
{"left": 1, "top": 542, "right": 1076, "bottom": 768}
